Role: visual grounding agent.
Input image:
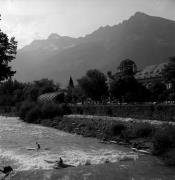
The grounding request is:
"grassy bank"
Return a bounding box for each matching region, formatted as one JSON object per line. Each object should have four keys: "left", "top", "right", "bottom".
{"left": 15, "top": 101, "right": 175, "bottom": 166}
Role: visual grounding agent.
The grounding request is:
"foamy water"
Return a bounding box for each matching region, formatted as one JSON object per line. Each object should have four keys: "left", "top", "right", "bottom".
{"left": 0, "top": 116, "right": 138, "bottom": 171}
{"left": 0, "top": 147, "right": 138, "bottom": 171}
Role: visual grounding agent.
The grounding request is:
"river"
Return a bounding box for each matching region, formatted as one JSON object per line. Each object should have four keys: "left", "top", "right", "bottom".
{"left": 0, "top": 116, "right": 175, "bottom": 180}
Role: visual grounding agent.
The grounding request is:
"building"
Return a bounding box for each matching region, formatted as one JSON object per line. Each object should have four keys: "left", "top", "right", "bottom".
{"left": 107, "top": 59, "right": 170, "bottom": 89}
{"left": 38, "top": 90, "right": 66, "bottom": 103}
{"left": 134, "top": 63, "right": 169, "bottom": 88}
{"left": 118, "top": 59, "right": 137, "bottom": 74}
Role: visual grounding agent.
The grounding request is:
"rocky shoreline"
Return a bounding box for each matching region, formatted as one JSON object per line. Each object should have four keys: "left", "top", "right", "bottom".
{"left": 39, "top": 115, "right": 154, "bottom": 155}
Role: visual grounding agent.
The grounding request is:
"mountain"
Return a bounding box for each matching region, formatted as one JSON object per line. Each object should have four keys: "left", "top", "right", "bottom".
{"left": 13, "top": 12, "right": 175, "bottom": 86}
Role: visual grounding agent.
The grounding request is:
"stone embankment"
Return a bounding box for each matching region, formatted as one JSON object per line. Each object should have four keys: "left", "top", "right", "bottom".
{"left": 65, "top": 114, "right": 175, "bottom": 126}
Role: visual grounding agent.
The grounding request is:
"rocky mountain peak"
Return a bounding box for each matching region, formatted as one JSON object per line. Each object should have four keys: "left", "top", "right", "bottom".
{"left": 48, "top": 33, "right": 61, "bottom": 40}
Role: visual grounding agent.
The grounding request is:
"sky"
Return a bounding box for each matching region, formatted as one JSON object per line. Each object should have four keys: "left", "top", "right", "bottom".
{"left": 0, "top": 0, "right": 175, "bottom": 48}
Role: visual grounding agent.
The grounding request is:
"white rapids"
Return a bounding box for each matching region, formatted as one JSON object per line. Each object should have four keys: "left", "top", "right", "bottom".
{"left": 0, "top": 116, "right": 138, "bottom": 171}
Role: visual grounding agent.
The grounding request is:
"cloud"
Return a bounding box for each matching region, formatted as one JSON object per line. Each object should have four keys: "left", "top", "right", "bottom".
{"left": 0, "top": 0, "right": 174, "bottom": 48}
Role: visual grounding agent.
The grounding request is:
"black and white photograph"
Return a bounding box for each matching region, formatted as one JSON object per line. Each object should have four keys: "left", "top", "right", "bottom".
{"left": 0, "top": 0, "right": 175, "bottom": 179}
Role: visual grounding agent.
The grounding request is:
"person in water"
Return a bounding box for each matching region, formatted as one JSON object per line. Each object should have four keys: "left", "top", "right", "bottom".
{"left": 55, "top": 157, "right": 63, "bottom": 167}
{"left": 59, "top": 157, "right": 63, "bottom": 165}
{"left": 36, "top": 141, "right": 41, "bottom": 150}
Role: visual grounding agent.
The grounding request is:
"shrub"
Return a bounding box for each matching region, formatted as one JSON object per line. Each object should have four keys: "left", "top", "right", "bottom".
{"left": 111, "top": 123, "right": 126, "bottom": 136}
{"left": 152, "top": 125, "right": 175, "bottom": 155}
{"left": 133, "top": 123, "right": 155, "bottom": 138}
{"left": 60, "top": 103, "right": 72, "bottom": 114}
{"left": 40, "top": 103, "right": 63, "bottom": 119}
{"left": 25, "top": 106, "right": 41, "bottom": 123}
{"left": 107, "top": 108, "right": 113, "bottom": 116}
{"left": 18, "top": 100, "right": 36, "bottom": 120}
{"left": 104, "top": 123, "right": 126, "bottom": 139}
{"left": 77, "top": 106, "right": 83, "bottom": 114}
{"left": 163, "top": 149, "right": 175, "bottom": 166}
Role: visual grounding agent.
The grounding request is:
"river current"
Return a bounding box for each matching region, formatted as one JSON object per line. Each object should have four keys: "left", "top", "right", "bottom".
{"left": 0, "top": 116, "right": 175, "bottom": 180}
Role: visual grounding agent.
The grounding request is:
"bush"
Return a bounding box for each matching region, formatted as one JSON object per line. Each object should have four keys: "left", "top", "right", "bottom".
{"left": 152, "top": 125, "right": 175, "bottom": 155}
{"left": 104, "top": 123, "right": 126, "bottom": 139}
{"left": 77, "top": 106, "right": 83, "bottom": 114}
{"left": 111, "top": 123, "right": 126, "bottom": 136}
{"left": 25, "top": 106, "right": 41, "bottom": 123}
{"left": 40, "top": 103, "right": 63, "bottom": 119}
{"left": 18, "top": 100, "right": 36, "bottom": 120}
{"left": 60, "top": 104, "right": 72, "bottom": 114}
{"left": 133, "top": 123, "right": 155, "bottom": 138}
{"left": 163, "top": 149, "right": 175, "bottom": 166}
{"left": 107, "top": 108, "right": 113, "bottom": 116}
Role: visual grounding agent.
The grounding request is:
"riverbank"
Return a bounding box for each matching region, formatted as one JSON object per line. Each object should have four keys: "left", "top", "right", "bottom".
{"left": 34, "top": 114, "right": 175, "bottom": 166}
{"left": 39, "top": 115, "right": 153, "bottom": 149}
{"left": 9, "top": 101, "right": 175, "bottom": 166}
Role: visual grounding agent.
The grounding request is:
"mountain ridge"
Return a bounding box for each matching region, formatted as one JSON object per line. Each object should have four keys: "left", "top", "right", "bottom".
{"left": 13, "top": 12, "right": 175, "bottom": 86}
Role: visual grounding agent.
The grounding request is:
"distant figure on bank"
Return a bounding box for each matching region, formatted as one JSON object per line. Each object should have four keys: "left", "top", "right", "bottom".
{"left": 36, "top": 141, "right": 41, "bottom": 150}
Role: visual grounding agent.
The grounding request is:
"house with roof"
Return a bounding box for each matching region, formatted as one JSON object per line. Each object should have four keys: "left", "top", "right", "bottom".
{"left": 38, "top": 90, "right": 67, "bottom": 103}
{"left": 107, "top": 59, "right": 171, "bottom": 90}
{"left": 135, "top": 63, "right": 170, "bottom": 89}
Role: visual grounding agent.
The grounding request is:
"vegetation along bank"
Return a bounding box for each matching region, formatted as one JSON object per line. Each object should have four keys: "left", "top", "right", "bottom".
{"left": 13, "top": 100, "right": 175, "bottom": 167}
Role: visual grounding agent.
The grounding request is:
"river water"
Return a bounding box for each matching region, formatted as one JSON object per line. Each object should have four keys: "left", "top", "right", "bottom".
{"left": 0, "top": 116, "right": 175, "bottom": 180}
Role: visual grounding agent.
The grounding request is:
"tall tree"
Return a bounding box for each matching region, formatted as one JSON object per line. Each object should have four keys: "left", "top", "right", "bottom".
{"left": 150, "top": 82, "right": 166, "bottom": 102}
{"left": 78, "top": 69, "right": 108, "bottom": 101}
{"left": 163, "top": 57, "right": 175, "bottom": 89}
{"left": 110, "top": 73, "right": 150, "bottom": 103}
{"left": 0, "top": 15, "right": 17, "bottom": 82}
{"left": 65, "top": 76, "right": 75, "bottom": 103}
{"left": 68, "top": 76, "right": 74, "bottom": 89}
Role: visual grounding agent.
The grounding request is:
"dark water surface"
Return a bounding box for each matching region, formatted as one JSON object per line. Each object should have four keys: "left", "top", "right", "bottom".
{"left": 0, "top": 116, "right": 175, "bottom": 180}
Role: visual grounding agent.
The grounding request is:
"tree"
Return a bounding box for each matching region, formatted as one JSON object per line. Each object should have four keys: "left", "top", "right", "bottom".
{"left": 0, "top": 15, "right": 17, "bottom": 82}
{"left": 65, "top": 76, "right": 75, "bottom": 103}
{"left": 68, "top": 76, "right": 74, "bottom": 89}
{"left": 110, "top": 78, "right": 125, "bottom": 103}
{"left": 150, "top": 82, "right": 166, "bottom": 102}
{"left": 34, "top": 78, "right": 59, "bottom": 95}
{"left": 162, "top": 56, "right": 175, "bottom": 102}
{"left": 110, "top": 73, "right": 150, "bottom": 103}
{"left": 78, "top": 69, "right": 108, "bottom": 102}
{"left": 163, "top": 57, "right": 175, "bottom": 90}
{"left": 0, "top": 79, "right": 26, "bottom": 106}
{"left": 22, "top": 79, "right": 59, "bottom": 101}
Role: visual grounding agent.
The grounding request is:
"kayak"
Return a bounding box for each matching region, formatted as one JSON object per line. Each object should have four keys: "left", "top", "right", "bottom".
{"left": 44, "top": 160, "right": 74, "bottom": 169}
{"left": 44, "top": 160, "right": 56, "bottom": 164}
{"left": 27, "top": 147, "right": 49, "bottom": 151}
{"left": 132, "top": 148, "right": 150, "bottom": 154}
{"left": 53, "top": 164, "right": 75, "bottom": 169}
{"left": 26, "top": 148, "right": 36, "bottom": 150}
